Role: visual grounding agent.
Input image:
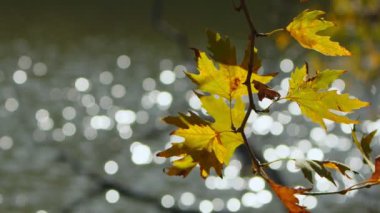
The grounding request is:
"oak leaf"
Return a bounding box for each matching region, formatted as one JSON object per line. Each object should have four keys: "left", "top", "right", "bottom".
{"left": 286, "top": 10, "right": 351, "bottom": 56}
{"left": 286, "top": 65, "right": 369, "bottom": 129}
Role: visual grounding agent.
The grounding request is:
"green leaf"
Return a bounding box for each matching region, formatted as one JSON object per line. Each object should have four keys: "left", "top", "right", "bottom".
{"left": 362, "top": 130, "right": 378, "bottom": 162}
{"left": 297, "top": 160, "right": 357, "bottom": 185}
{"left": 352, "top": 128, "right": 377, "bottom": 171}
{"left": 206, "top": 30, "right": 237, "bottom": 65}
{"left": 241, "top": 43, "right": 261, "bottom": 73}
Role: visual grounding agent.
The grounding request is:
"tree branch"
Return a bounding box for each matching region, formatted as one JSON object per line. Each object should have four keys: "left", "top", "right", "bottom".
{"left": 235, "top": 0, "right": 271, "bottom": 181}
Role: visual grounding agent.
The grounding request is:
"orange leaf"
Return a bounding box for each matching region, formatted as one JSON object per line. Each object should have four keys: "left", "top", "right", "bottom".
{"left": 322, "top": 161, "right": 358, "bottom": 178}
{"left": 339, "top": 157, "right": 380, "bottom": 194}
{"left": 370, "top": 157, "right": 380, "bottom": 181}
{"left": 267, "top": 179, "right": 311, "bottom": 213}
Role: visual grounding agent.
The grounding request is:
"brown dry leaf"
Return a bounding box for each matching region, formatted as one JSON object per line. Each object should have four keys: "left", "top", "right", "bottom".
{"left": 369, "top": 157, "right": 380, "bottom": 181}
{"left": 267, "top": 179, "right": 310, "bottom": 213}
{"left": 252, "top": 80, "right": 280, "bottom": 101}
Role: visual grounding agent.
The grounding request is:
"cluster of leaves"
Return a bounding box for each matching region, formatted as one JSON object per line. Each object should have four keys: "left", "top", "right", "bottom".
{"left": 157, "top": 2, "right": 380, "bottom": 212}
{"left": 277, "top": 1, "right": 380, "bottom": 82}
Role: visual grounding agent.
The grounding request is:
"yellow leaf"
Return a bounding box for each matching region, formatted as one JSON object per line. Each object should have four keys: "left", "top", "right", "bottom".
{"left": 199, "top": 95, "right": 245, "bottom": 161}
{"left": 186, "top": 51, "right": 273, "bottom": 100}
{"left": 157, "top": 95, "right": 244, "bottom": 178}
{"left": 286, "top": 10, "right": 351, "bottom": 56}
{"left": 198, "top": 94, "right": 245, "bottom": 131}
{"left": 286, "top": 65, "right": 369, "bottom": 129}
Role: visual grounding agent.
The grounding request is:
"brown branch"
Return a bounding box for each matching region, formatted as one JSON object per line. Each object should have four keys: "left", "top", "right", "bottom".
{"left": 240, "top": 132, "right": 260, "bottom": 173}
{"left": 236, "top": 0, "right": 271, "bottom": 133}
{"left": 238, "top": 0, "right": 257, "bottom": 35}
{"left": 234, "top": 0, "right": 271, "bottom": 181}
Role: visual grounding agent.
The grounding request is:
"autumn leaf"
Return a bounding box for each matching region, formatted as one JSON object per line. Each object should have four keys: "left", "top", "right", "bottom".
{"left": 157, "top": 95, "right": 245, "bottom": 178}
{"left": 344, "top": 157, "right": 380, "bottom": 193}
{"left": 206, "top": 30, "right": 237, "bottom": 65}
{"left": 322, "top": 161, "right": 358, "bottom": 178}
{"left": 286, "top": 65, "right": 369, "bottom": 129}
{"left": 197, "top": 93, "right": 244, "bottom": 130}
{"left": 297, "top": 160, "right": 357, "bottom": 184}
{"left": 286, "top": 9, "right": 351, "bottom": 56}
{"left": 352, "top": 128, "right": 378, "bottom": 171}
{"left": 241, "top": 42, "right": 261, "bottom": 73}
{"left": 186, "top": 51, "right": 273, "bottom": 100}
{"left": 361, "top": 130, "right": 378, "bottom": 162}
{"left": 267, "top": 179, "right": 310, "bottom": 213}
{"left": 370, "top": 157, "right": 380, "bottom": 181}
{"left": 252, "top": 80, "right": 280, "bottom": 101}
{"left": 206, "top": 30, "right": 261, "bottom": 72}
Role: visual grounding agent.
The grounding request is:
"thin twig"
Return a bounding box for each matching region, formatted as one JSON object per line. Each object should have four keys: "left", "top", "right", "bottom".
{"left": 303, "top": 181, "right": 380, "bottom": 196}
{"left": 257, "top": 28, "right": 285, "bottom": 37}
{"left": 240, "top": 132, "right": 260, "bottom": 173}
{"left": 261, "top": 158, "right": 296, "bottom": 167}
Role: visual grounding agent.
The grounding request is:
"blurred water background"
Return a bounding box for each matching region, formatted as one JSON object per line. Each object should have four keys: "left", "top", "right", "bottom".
{"left": 0, "top": 0, "right": 380, "bottom": 212}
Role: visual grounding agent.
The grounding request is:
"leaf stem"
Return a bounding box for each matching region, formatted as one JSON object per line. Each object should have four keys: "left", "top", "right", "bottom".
{"left": 257, "top": 28, "right": 285, "bottom": 37}
{"left": 261, "top": 158, "right": 296, "bottom": 167}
